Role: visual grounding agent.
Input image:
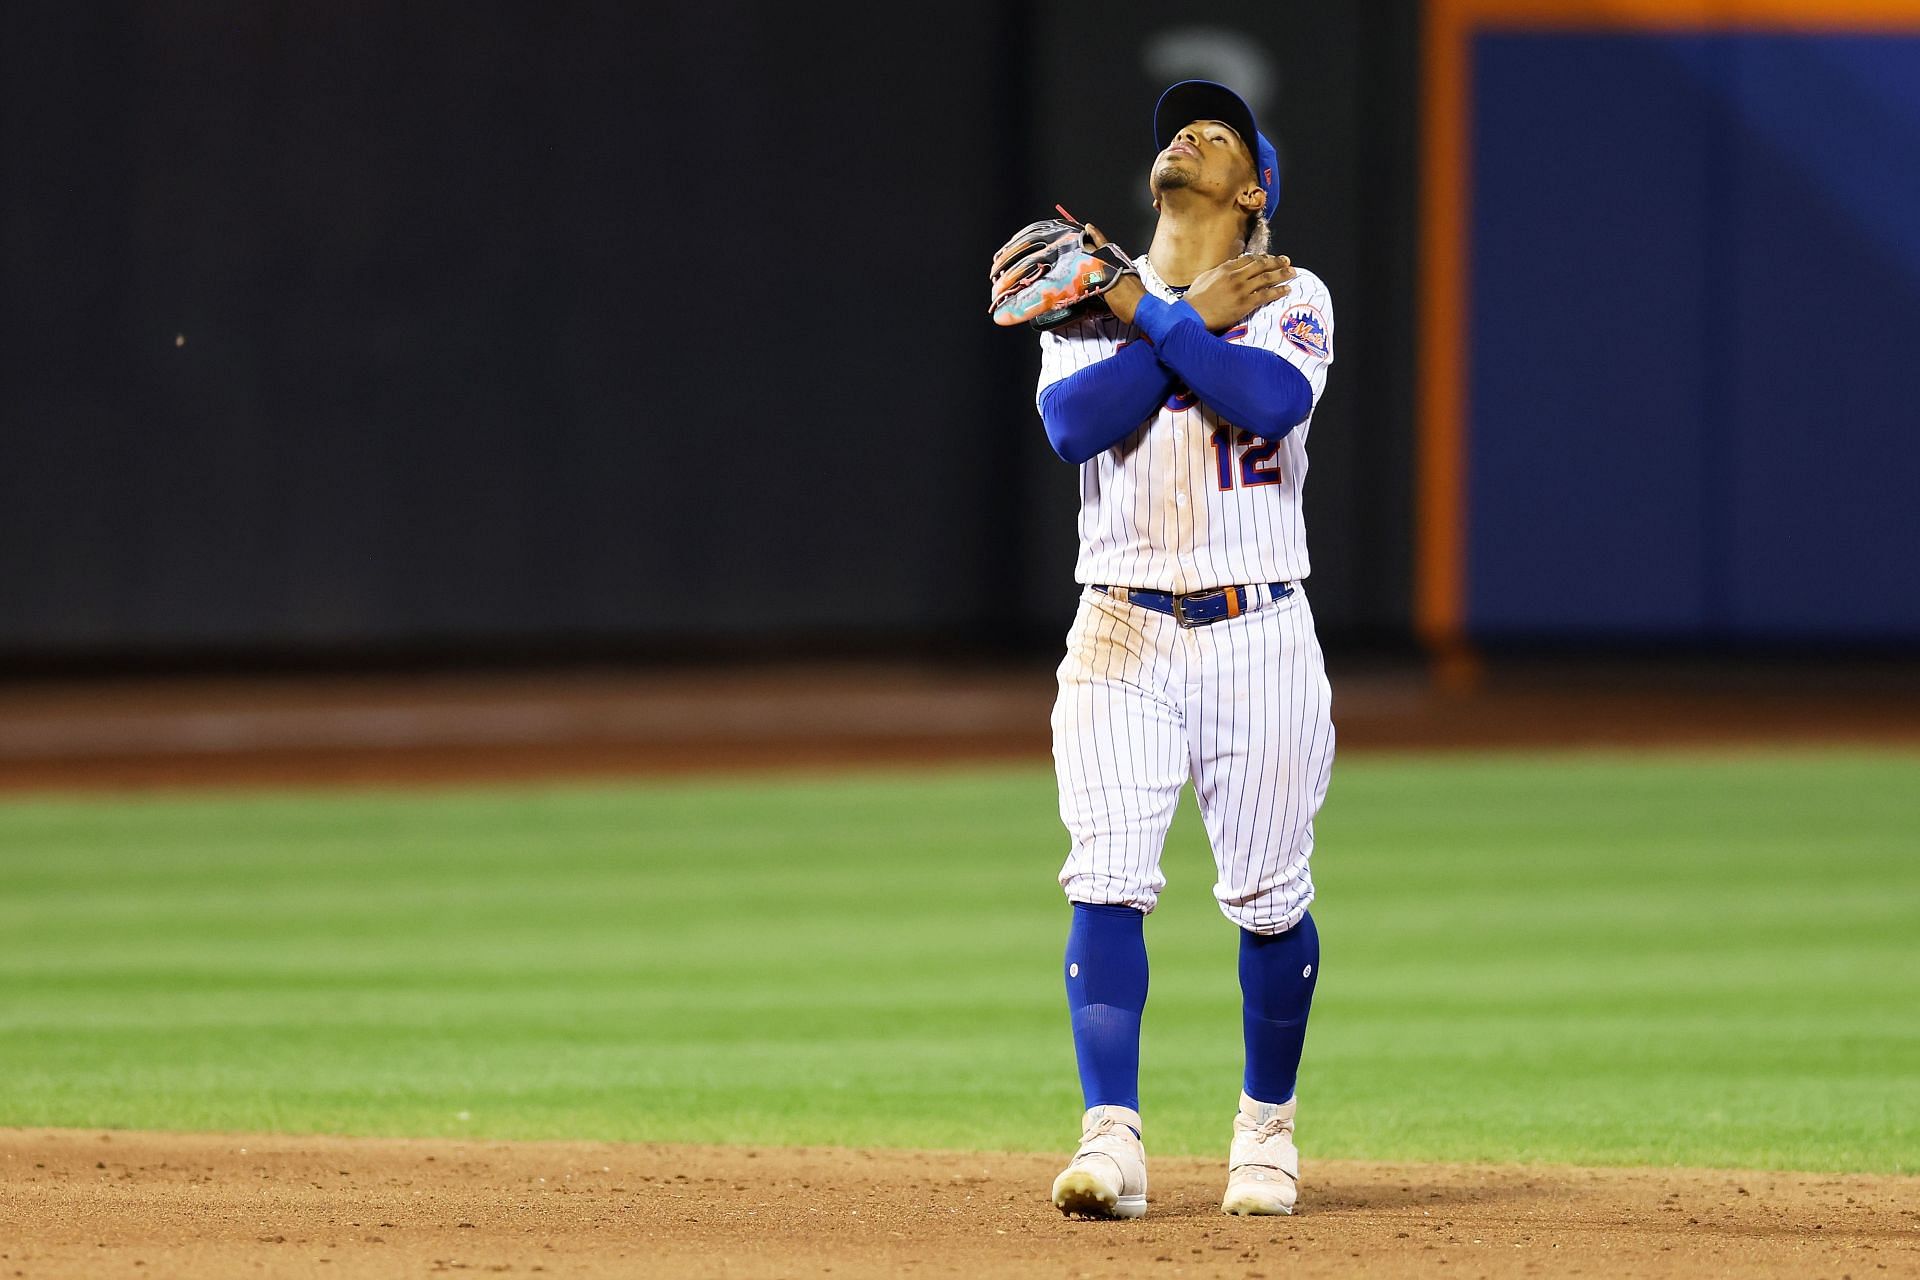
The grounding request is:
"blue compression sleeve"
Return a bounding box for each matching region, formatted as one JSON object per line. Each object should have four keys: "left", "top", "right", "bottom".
{"left": 1064, "top": 902, "right": 1149, "bottom": 1114}
{"left": 1239, "top": 910, "right": 1319, "bottom": 1105}
{"left": 1133, "top": 295, "right": 1313, "bottom": 440}
{"left": 1038, "top": 338, "right": 1175, "bottom": 465}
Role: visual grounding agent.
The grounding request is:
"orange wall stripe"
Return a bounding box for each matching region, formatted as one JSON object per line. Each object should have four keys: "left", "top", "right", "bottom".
{"left": 1447, "top": 0, "right": 1920, "bottom": 30}
{"left": 1416, "top": 0, "right": 1470, "bottom": 651}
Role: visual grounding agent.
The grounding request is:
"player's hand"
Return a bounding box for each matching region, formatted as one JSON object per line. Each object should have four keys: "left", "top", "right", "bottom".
{"left": 1185, "top": 254, "right": 1295, "bottom": 332}
{"left": 1084, "top": 223, "right": 1146, "bottom": 325}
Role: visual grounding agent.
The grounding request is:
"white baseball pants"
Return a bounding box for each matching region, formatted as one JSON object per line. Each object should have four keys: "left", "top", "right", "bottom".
{"left": 1051, "top": 584, "right": 1335, "bottom": 934}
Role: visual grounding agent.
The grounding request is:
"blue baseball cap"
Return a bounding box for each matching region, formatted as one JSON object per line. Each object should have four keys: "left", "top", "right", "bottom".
{"left": 1153, "top": 80, "right": 1281, "bottom": 218}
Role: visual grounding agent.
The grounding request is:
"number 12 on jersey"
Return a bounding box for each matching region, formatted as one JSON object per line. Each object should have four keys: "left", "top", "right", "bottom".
{"left": 1211, "top": 426, "right": 1284, "bottom": 491}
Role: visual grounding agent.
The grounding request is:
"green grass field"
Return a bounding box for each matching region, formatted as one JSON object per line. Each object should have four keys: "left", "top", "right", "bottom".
{"left": 1, "top": 751, "right": 1915, "bottom": 1173}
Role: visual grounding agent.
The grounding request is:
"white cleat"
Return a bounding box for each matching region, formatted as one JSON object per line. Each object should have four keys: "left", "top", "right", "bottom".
{"left": 1051, "top": 1105, "right": 1148, "bottom": 1219}
{"left": 1221, "top": 1091, "right": 1299, "bottom": 1216}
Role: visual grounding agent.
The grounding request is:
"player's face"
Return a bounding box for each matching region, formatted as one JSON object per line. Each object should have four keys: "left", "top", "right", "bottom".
{"left": 1151, "top": 119, "right": 1260, "bottom": 211}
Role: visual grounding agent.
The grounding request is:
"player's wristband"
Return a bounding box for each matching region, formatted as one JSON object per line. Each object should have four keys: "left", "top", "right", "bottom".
{"left": 1132, "top": 294, "right": 1206, "bottom": 347}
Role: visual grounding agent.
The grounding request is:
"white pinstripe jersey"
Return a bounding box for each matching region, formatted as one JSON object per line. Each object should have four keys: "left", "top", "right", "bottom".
{"left": 1035, "top": 258, "right": 1335, "bottom": 593}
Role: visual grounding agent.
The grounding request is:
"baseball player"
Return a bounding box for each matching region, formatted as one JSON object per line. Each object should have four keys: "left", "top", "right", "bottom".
{"left": 990, "top": 80, "right": 1335, "bottom": 1219}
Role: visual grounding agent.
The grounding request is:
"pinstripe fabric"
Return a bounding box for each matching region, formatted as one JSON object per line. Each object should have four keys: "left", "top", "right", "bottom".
{"left": 1036, "top": 261, "right": 1335, "bottom": 594}
{"left": 1041, "top": 259, "right": 1338, "bottom": 935}
{"left": 1052, "top": 584, "right": 1334, "bottom": 934}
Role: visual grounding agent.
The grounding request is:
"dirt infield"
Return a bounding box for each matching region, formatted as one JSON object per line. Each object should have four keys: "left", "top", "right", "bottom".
{"left": 2, "top": 660, "right": 1917, "bottom": 790}
{"left": 4, "top": 1129, "right": 1915, "bottom": 1279}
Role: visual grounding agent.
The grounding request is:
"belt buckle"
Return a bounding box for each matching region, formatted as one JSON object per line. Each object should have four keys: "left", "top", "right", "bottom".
{"left": 1172, "top": 590, "right": 1217, "bottom": 629}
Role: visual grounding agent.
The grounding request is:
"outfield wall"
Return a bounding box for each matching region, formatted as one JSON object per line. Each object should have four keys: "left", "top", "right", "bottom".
{"left": 3, "top": 2, "right": 1915, "bottom": 668}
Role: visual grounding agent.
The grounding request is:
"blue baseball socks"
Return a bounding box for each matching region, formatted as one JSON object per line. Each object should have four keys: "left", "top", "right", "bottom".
{"left": 1066, "top": 903, "right": 1318, "bottom": 1114}
{"left": 1238, "top": 909, "right": 1320, "bottom": 1104}
{"left": 1064, "top": 902, "right": 1149, "bottom": 1115}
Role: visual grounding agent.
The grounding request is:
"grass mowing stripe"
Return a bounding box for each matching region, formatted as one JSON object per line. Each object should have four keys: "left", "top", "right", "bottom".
{"left": 1, "top": 751, "right": 1914, "bottom": 1171}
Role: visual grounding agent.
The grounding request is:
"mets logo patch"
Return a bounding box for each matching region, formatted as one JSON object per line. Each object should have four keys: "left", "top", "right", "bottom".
{"left": 1280, "top": 304, "right": 1330, "bottom": 360}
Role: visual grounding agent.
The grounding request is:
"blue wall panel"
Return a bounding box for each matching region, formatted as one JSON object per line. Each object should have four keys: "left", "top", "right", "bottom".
{"left": 1468, "top": 35, "right": 1722, "bottom": 636}
{"left": 1466, "top": 32, "right": 1920, "bottom": 642}
{"left": 1720, "top": 38, "right": 1920, "bottom": 637}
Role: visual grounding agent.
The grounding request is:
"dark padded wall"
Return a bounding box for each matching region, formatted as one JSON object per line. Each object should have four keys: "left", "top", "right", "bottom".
{"left": 0, "top": 3, "right": 1030, "bottom": 652}
{"left": 0, "top": 2, "right": 1418, "bottom": 661}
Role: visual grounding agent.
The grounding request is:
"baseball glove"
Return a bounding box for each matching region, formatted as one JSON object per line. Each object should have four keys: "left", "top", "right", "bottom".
{"left": 989, "top": 209, "right": 1134, "bottom": 331}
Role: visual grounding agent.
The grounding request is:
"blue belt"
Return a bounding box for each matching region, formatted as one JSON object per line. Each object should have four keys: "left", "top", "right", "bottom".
{"left": 1094, "top": 582, "right": 1293, "bottom": 628}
